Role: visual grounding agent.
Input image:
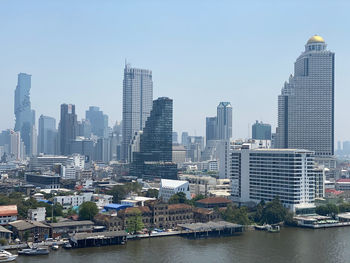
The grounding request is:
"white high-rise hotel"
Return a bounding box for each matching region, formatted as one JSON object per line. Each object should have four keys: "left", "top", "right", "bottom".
{"left": 275, "top": 35, "right": 335, "bottom": 167}
{"left": 122, "top": 64, "right": 153, "bottom": 162}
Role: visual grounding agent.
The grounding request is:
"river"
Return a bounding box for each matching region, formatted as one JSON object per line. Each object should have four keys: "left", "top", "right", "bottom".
{"left": 15, "top": 227, "right": 350, "bottom": 263}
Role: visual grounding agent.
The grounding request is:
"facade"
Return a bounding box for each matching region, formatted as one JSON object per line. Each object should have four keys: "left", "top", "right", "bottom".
{"left": 38, "top": 115, "right": 57, "bottom": 155}
{"left": 216, "top": 102, "right": 232, "bottom": 140}
{"left": 14, "top": 73, "right": 36, "bottom": 156}
{"left": 9, "top": 220, "right": 50, "bottom": 241}
{"left": 29, "top": 155, "right": 68, "bottom": 171}
{"left": 252, "top": 121, "right": 271, "bottom": 140}
{"left": 181, "top": 132, "right": 189, "bottom": 147}
{"left": 158, "top": 179, "right": 191, "bottom": 202}
{"left": 172, "top": 145, "right": 186, "bottom": 165}
{"left": 59, "top": 104, "right": 78, "bottom": 155}
{"left": 275, "top": 35, "right": 335, "bottom": 164}
{"left": 0, "top": 129, "right": 25, "bottom": 161}
{"left": 206, "top": 117, "right": 217, "bottom": 143}
{"left": 25, "top": 173, "right": 60, "bottom": 189}
{"left": 230, "top": 148, "right": 316, "bottom": 212}
{"left": 54, "top": 193, "right": 93, "bottom": 209}
{"left": 122, "top": 65, "right": 153, "bottom": 162}
{"left": 27, "top": 207, "right": 46, "bottom": 222}
{"left": 49, "top": 220, "right": 94, "bottom": 238}
{"left": 131, "top": 97, "right": 176, "bottom": 179}
{"left": 86, "top": 106, "right": 108, "bottom": 138}
{"left": 0, "top": 205, "right": 18, "bottom": 225}
{"left": 172, "top": 132, "right": 178, "bottom": 144}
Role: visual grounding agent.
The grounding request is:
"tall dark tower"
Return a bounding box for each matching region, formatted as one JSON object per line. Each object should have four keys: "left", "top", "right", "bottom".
{"left": 59, "top": 104, "right": 77, "bottom": 155}
{"left": 131, "top": 97, "right": 177, "bottom": 179}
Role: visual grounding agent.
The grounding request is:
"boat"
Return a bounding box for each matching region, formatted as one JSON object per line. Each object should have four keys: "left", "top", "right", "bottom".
{"left": 267, "top": 225, "right": 280, "bottom": 233}
{"left": 51, "top": 243, "right": 59, "bottom": 250}
{"left": 0, "top": 250, "right": 18, "bottom": 262}
{"left": 18, "top": 247, "right": 49, "bottom": 256}
{"left": 254, "top": 225, "right": 268, "bottom": 231}
{"left": 62, "top": 242, "right": 72, "bottom": 249}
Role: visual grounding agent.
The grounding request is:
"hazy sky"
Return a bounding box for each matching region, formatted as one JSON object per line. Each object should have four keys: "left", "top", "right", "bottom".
{"left": 1, "top": 0, "right": 350, "bottom": 141}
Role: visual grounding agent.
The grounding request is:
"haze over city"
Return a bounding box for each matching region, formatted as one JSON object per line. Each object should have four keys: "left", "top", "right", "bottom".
{"left": 1, "top": 0, "right": 350, "bottom": 141}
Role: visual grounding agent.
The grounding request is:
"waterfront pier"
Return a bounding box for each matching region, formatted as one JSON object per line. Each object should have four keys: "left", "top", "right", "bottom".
{"left": 70, "top": 231, "right": 127, "bottom": 248}
{"left": 178, "top": 221, "right": 243, "bottom": 239}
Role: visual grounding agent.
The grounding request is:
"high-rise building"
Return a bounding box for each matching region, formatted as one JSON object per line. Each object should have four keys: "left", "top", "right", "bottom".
{"left": 131, "top": 97, "right": 177, "bottom": 179}
{"left": 216, "top": 102, "right": 232, "bottom": 140}
{"left": 252, "top": 121, "right": 271, "bottom": 140}
{"left": 172, "top": 132, "right": 178, "bottom": 144}
{"left": 0, "top": 130, "right": 25, "bottom": 161}
{"left": 85, "top": 106, "right": 108, "bottom": 138}
{"left": 14, "top": 73, "right": 35, "bottom": 156}
{"left": 206, "top": 117, "right": 217, "bottom": 142}
{"left": 276, "top": 35, "right": 335, "bottom": 161}
{"left": 230, "top": 147, "right": 316, "bottom": 212}
{"left": 38, "top": 115, "right": 57, "bottom": 155}
{"left": 59, "top": 104, "right": 78, "bottom": 155}
{"left": 77, "top": 119, "right": 92, "bottom": 138}
{"left": 181, "top": 132, "right": 189, "bottom": 147}
{"left": 122, "top": 64, "right": 153, "bottom": 162}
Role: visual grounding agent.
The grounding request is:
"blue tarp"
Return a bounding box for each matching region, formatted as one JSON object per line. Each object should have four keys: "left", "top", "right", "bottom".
{"left": 103, "top": 204, "right": 132, "bottom": 212}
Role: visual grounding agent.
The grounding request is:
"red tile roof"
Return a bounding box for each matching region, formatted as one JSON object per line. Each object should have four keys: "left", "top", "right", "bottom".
{"left": 196, "top": 197, "right": 231, "bottom": 205}
{"left": 168, "top": 204, "right": 192, "bottom": 210}
{"left": 325, "top": 189, "right": 344, "bottom": 195}
{"left": 0, "top": 205, "right": 18, "bottom": 217}
{"left": 337, "top": 179, "right": 350, "bottom": 183}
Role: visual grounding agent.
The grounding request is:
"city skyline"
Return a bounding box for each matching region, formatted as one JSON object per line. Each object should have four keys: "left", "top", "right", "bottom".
{"left": 1, "top": 1, "right": 350, "bottom": 142}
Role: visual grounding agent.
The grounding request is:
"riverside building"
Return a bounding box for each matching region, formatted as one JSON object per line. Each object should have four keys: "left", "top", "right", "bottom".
{"left": 230, "top": 147, "right": 316, "bottom": 213}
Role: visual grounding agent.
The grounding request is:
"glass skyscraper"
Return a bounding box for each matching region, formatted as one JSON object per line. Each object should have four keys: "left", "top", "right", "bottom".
{"left": 252, "top": 121, "right": 271, "bottom": 140}
{"left": 14, "top": 73, "right": 35, "bottom": 156}
{"left": 85, "top": 106, "right": 108, "bottom": 138}
{"left": 59, "top": 104, "right": 78, "bottom": 155}
{"left": 276, "top": 35, "right": 335, "bottom": 161}
{"left": 122, "top": 64, "right": 153, "bottom": 162}
{"left": 38, "top": 115, "right": 57, "bottom": 155}
{"left": 216, "top": 102, "right": 232, "bottom": 140}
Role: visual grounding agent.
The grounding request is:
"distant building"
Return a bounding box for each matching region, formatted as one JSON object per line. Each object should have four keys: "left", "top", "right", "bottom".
{"left": 275, "top": 35, "right": 335, "bottom": 167}
{"left": 172, "top": 132, "right": 178, "bottom": 144}
{"left": 85, "top": 106, "right": 108, "bottom": 138}
{"left": 216, "top": 102, "right": 232, "bottom": 140}
{"left": 172, "top": 145, "right": 186, "bottom": 164}
{"left": 206, "top": 117, "right": 217, "bottom": 143}
{"left": 54, "top": 193, "right": 93, "bottom": 209}
{"left": 25, "top": 173, "right": 60, "bottom": 189}
{"left": 0, "top": 205, "right": 18, "bottom": 225}
{"left": 131, "top": 97, "right": 177, "bottom": 179}
{"left": 122, "top": 64, "right": 153, "bottom": 161}
{"left": 181, "top": 132, "right": 189, "bottom": 147}
{"left": 27, "top": 207, "right": 46, "bottom": 222}
{"left": 14, "top": 73, "right": 36, "bottom": 156}
{"left": 59, "top": 104, "right": 78, "bottom": 155}
{"left": 158, "top": 179, "right": 191, "bottom": 202}
{"left": 252, "top": 121, "right": 271, "bottom": 140}
{"left": 38, "top": 115, "right": 57, "bottom": 155}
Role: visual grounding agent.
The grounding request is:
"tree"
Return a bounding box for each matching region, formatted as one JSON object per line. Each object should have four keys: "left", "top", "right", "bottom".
{"left": 221, "top": 205, "right": 251, "bottom": 225}
{"left": 260, "top": 197, "right": 287, "bottom": 224}
{"left": 338, "top": 202, "right": 350, "bottom": 213}
{"left": 0, "top": 238, "right": 7, "bottom": 246}
{"left": 37, "top": 202, "right": 63, "bottom": 217}
{"left": 316, "top": 204, "right": 339, "bottom": 218}
{"left": 168, "top": 192, "right": 187, "bottom": 204}
{"left": 79, "top": 201, "right": 98, "bottom": 220}
{"left": 126, "top": 209, "right": 144, "bottom": 234}
{"left": 145, "top": 189, "right": 159, "bottom": 198}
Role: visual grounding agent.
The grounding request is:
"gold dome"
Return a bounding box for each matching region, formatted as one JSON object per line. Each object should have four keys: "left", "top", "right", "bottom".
{"left": 307, "top": 35, "right": 325, "bottom": 44}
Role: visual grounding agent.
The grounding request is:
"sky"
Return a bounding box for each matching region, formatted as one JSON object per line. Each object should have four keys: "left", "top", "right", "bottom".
{"left": 0, "top": 0, "right": 350, "bottom": 142}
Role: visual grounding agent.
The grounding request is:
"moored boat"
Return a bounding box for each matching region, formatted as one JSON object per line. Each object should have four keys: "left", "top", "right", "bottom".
{"left": 0, "top": 250, "right": 17, "bottom": 262}
{"left": 18, "top": 247, "right": 49, "bottom": 256}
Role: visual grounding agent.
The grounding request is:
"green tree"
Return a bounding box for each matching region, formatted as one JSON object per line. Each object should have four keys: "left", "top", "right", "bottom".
{"left": 79, "top": 201, "right": 98, "bottom": 220}
{"left": 260, "top": 197, "right": 287, "bottom": 224}
{"left": 338, "top": 202, "right": 350, "bottom": 213}
{"left": 145, "top": 189, "right": 159, "bottom": 198}
{"left": 0, "top": 238, "right": 7, "bottom": 246}
{"left": 126, "top": 209, "right": 144, "bottom": 234}
{"left": 221, "top": 205, "right": 251, "bottom": 225}
{"left": 37, "top": 202, "right": 63, "bottom": 217}
{"left": 168, "top": 192, "right": 187, "bottom": 204}
{"left": 107, "top": 185, "right": 128, "bottom": 203}
{"left": 316, "top": 204, "right": 339, "bottom": 218}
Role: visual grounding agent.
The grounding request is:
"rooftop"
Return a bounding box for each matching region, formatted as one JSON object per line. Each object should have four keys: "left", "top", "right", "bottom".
{"left": 49, "top": 220, "right": 94, "bottom": 228}
{"left": 307, "top": 35, "right": 325, "bottom": 44}
{"left": 196, "top": 197, "right": 231, "bottom": 205}
{"left": 178, "top": 221, "right": 241, "bottom": 231}
{"left": 71, "top": 230, "right": 127, "bottom": 241}
{"left": 9, "top": 220, "right": 49, "bottom": 231}
{"left": 0, "top": 205, "right": 18, "bottom": 217}
{"left": 160, "top": 179, "right": 188, "bottom": 189}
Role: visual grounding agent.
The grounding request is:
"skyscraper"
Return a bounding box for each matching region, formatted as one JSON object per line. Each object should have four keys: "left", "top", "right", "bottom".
{"left": 131, "top": 97, "right": 177, "bottom": 179}
{"left": 122, "top": 64, "right": 153, "bottom": 161}
{"left": 252, "top": 121, "right": 271, "bottom": 140}
{"left": 276, "top": 35, "right": 335, "bottom": 161}
{"left": 38, "top": 115, "right": 57, "bottom": 155}
{"left": 206, "top": 117, "right": 217, "bottom": 142}
{"left": 181, "top": 132, "right": 189, "bottom": 147}
{"left": 59, "top": 104, "right": 78, "bottom": 155}
{"left": 14, "top": 73, "right": 35, "bottom": 156}
{"left": 216, "top": 102, "right": 232, "bottom": 140}
{"left": 85, "top": 106, "right": 108, "bottom": 138}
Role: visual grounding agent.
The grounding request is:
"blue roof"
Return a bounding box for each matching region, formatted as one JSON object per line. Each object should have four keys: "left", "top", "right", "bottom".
{"left": 103, "top": 204, "right": 132, "bottom": 211}
{"left": 38, "top": 199, "right": 52, "bottom": 204}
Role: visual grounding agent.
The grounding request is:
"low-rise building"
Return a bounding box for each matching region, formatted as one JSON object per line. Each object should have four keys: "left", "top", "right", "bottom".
{"left": 49, "top": 220, "right": 94, "bottom": 238}
{"left": 0, "top": 205, "right": 18, "bottom": 225}
{"left": 196, "top": 197, "right": 232, "bottom": 209}
{"left": 9, "top": 220, "right": 50, "bottom": 241}
{"left": 0, "top": 225, "right": 12, "bottom": 242}
{"left": 54, "top": 193, "right": 93, "bottom": 209}
{"left": 336, "top": 179, "right": 350, "bottom": 191}
{"left": 121, "top": 196, "right": 156, "bottom": 207}
{"left": 25, "top": 173, "right": 60, "bottom": 189}
{"left": 27, "top": 207, "right": 46, "bottom": 222}
{"left": 158, "top": 179, "right": 191, "bottom": 202}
